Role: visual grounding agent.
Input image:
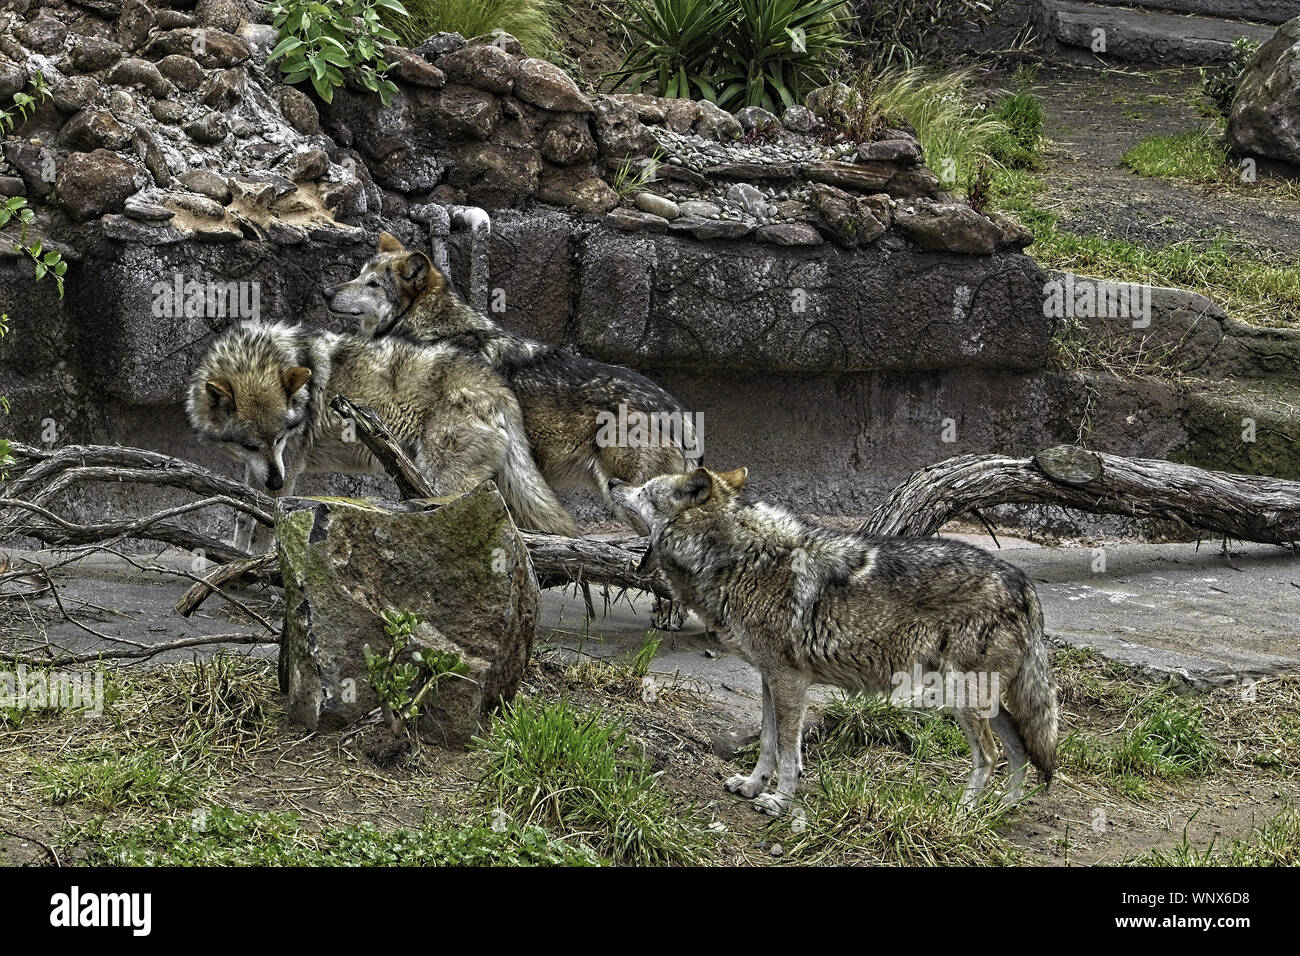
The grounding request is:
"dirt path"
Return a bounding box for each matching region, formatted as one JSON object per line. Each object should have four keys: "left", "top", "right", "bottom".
{"left": 1024, "top": 65, "right": 1300, "bottom": 257}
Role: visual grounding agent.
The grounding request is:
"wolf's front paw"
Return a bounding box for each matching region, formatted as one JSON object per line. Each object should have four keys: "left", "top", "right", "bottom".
{"left": 725, "top": 773, "right": 767, "bottom": 799}
{"left": 752, "top": 792, "right": 792, "bottom": 816}
{"left": 651, "top": 598, "right": 685, "bottom": 631}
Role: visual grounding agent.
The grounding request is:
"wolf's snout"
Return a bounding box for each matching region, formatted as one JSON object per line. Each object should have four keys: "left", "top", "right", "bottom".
{"left": 321, "top": 285, "right": 336, "bottom": 301}
{"left": 265, "top": 474, "right": 284, "bottom": 491}
{"left": 607, "top": 478, "right": 625, "bottom": 490}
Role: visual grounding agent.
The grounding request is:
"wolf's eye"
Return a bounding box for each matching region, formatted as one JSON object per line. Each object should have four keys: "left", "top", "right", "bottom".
{"left": 241, "top": 442, "right": 259, "bottom": 452}
{"left": 366, "top": 280, "right": 379, "bottom": 288}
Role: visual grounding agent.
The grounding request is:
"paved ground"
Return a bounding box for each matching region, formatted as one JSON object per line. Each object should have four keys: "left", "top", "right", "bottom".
{"left": 4, "top": 535, "right": 1296, "bottom": 705}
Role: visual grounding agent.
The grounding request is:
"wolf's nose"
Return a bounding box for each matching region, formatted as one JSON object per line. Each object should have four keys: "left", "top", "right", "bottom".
{"left": 266, "top": 474, "right": 283, "bottom": 491}
{"left": 322, "top": 286, "right": 336, "bottom": 300}
{"left": 607, "top": 478, "right": 625, "bottom": 491}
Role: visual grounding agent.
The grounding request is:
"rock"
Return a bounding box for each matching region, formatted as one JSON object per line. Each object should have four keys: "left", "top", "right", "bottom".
{"left": 18, "top": 13, "right": 68, "bottom": 54}
{"left": 388, "top": 48, "right": 446, "bottom": 88}
{"left": 804, "top": 82, "right": 857, "bottom": 121}
{"left": 808, "top": 183, "right": 890, "bottom": 247}
{"left": 183, "top": 112, "right": 229, "bottom": 145}
{"left": 0, "top": 176, "right": 25, "bottom": 198}
{"left": 143, "top": 29, "right": 251, "bottom": 68}
{"left": 51, "top": 75, "right": 98, "bottom": 114}
{"left": 178, "top": 168, "right": 231, "bottom": 203}
{"left": 194, "top": 0, "right": 246, "bottom": 32}
{"left": 123, "top": 195, "right": 176, "bottom": 221}
{"left": 132, "top": 127, "right": 175, "bottom": 188}
{"left": 435, "top": 44, "right": 518, "bottom": 95}
{"left": 236, "top": 22, "right": 279, "bottom": 58}
{"left": 680, "top": 200, "right": 721, "bottom": 219}
{"left": 802, "top": 160, "right": 897, "bottom": 192}
{"left": 57, "top": 149, "right": 142, "bottom": 220}
{"left": 3, "top": 141, "right": 56, "bottom": 198}
{"left": 415, "top": 33, "right": 466, "bottom": 60}
{"left": 67, "top": 36, "right": 125, "bottom": 74}
{"left": 0, "top": 61, "right": 28, "bottom": 101}
{"left": 115, "top": 0, "right": 156, "bottom": 53}
{"left": 893, "top": 201, "right": 1002, "bottom": 255}
{"left": 150, "top": 98, "right": 187, "bottom": 123}
{"left": 156, "top": 54, "right": 204, "bottom": 91}
{"left": 781, "top": 105, "right": 816, "bottom": 133}
{"left": 287, "top": 148, "right": 330, "bottom": 181}
{"left": 858, "top": 137, "right": 923, "bottom": 165}
{"left": 687, "top": 218, "right": 753, "bottom": 240}
{"left": 756, "top": 222, "right": 823, "bottom": 245}
{"left": 157, "top": 10, "right": 198, "bottom": 30}
{"left": 725, "top": 182, "right": 767, "bottom": 215}
{"left": 1228, "top": 17, "right": 1300, "bottom": 167}
{"left": 429, "top": 85, "right": 500, "bottom": 140}
{"left": 470, "top": 31, "right": 522, "bottom": 55}
{"left": 987, "top": 211, "right": 1033, "bottom": 249}
{"left": 169, "top": 191, "right": 227, "bottom": 218}
{"left": 736, "top": 105, "right": 778, "bottom": 131}
{"left": 277, "top": 86, "right": 319, "bottom": 135}
{"left": 201, "top": 68, "right": 244, "bottom": 109}
{"left": 107, "top": 58, "right": 177, "bottom": 98}
{"left": 537, "top": 166, "right": 618, "bottom": 216}
{"left": 540, "top": 112, "right": 597, "bottom": 165}
{"left": 591, "top": 95, "right": 656, "bottom": 158}
{"left": 513, "top": 57, "right": 592, "bottom": 112}
{"left": 694, "top": 98, "right": 743, "bottom": 141}
{"left": 58, "top": 109, "right": 132, "bottom": 152}
{"left": 633, "top": 191, "right": 680, "bottom": 220}
{"left": 605, "top": 208, "right": 669, "bottom": 233}
{"left": 706, "top": 161, "right": 799, "bottom": 180}
{"left": 277, "top": 488, "right": 539, "bottom": 744}
{"left": 710, "top": 726, "right": 760, "bottom": 760}
{"left": 69, "top": 0, "right": 123, "bottom": 15}
{"left": 885, "top": 167, "right": 948, "bottom": 200}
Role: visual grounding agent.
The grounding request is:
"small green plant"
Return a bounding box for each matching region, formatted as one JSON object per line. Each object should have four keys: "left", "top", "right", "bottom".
{"left": 1125, "top": 804, "right": 1300, "bottom": 866}
{"left": 475, "top": 697, "right": 706, "bottom": 865}
{"left": 606, "top": 0, "right": 854, "bottom": 111}
{"left": 610, "top": 156, "right": 661, "bottom": 199}
{"left": 393, "top": 0, "right": 559, "bottom": 55}
{"left": 0, "top": 74, "right": 67, "bottom": 296}
{"left": 1199, "top": 36, "right": 1259, "bottom": 118}
{"left": 33, "top": 751, "right": 202, "bottom": 812}
{"left": 629, "top": 633, "right": 660, "bottom": 679}
{"left": 266, "top": 0, "right": 407, "bottom": 105}
{"left": 1122, "top": 127, "right": 1229, "bottom": 183}
{"left": 364, "top": 609, "right": 471, "bottom": 737}
{"left": 986, "top": 88, "right": 1044, "bottom": 169}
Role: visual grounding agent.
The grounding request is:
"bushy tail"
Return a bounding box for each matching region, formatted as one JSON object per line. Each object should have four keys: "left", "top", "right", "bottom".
{"left": 496, "top": 408, "right": 580, "bottom": 536}
{"left": 1007, "top": 588, "right": 1058, "bottom": 787}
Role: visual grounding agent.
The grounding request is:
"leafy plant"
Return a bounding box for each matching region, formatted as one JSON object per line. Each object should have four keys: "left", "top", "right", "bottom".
{"left": 364, "top": 609, "right": 471, "bottom": 737}
{"left": 610, "top": 156, "right": 662, "bottom": 198}
{"left": 986, "top": 88, "right": 1044, "bottom": 170}
{"left": 266, "top": 0, "right": 407, "bottom": 106}
{"left": 606, "top": 0, "right": 854, "bottom": 111}
{"left": 0, "top": 74, "right": 67, "bottom": 297}
{"left": 1200, "top": 36, "right": 1259, "bottom": 119}
{"left": 392, "top": 0, "right": 559, "bottom": 55}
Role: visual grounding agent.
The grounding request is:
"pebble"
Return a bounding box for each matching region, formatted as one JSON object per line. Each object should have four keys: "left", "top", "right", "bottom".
{"left": 769, "top": 843, "right": 784, "bottom": 857}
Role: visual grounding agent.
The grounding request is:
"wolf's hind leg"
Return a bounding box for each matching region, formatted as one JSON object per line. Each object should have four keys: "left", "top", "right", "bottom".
{"left": 726, "top": 673, "right": 776, "bottom": 800}
{"left": 990, "top": 708, "right": 1030, "bottom": 804}
{"left": 752, "top": 672, "right": 811, "bottom": 816}
{"left": 954, "top": 709, "right": 997, "bottom": 806}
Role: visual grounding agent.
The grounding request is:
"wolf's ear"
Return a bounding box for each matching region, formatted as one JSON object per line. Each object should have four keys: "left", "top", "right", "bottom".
{"left": 378, "top": 232, "right": 404, "bottom": 253}
{"left": 678, "top": 467, "right": 713, "bottom": 506}
{"left": 281, "top": 366, "right": 312, "bottom": 396}
{"left": 399, "top": 251, "right": 433, "bottom": 285}
{"left": 205, "top": 378, "right": 234, "bottom": 408}
{"left": 717, "top": 467, "right": 748, "bottom": 491}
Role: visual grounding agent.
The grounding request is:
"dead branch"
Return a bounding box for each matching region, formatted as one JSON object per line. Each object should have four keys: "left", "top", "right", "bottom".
{"left": 2, "top": 632, "right": 272, "bottom": 667}
{"left": 862, "top": 444, "right": 1300, "bottom": 543}
{"left": 329, "top": 395, "right": 433, "bottom": 500}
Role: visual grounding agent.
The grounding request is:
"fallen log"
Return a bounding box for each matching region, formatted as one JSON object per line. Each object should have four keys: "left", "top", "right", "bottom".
{"left": 862, "top": 444, "right": 1300, "bottom": 544}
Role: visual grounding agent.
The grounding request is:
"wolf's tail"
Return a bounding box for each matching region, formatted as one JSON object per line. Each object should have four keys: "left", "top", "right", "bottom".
{"left": 1006, "top": 586, "right": 1058, "bottom": 787}
{"left": 496, "top": 406, "right": 580, "bottom": 537}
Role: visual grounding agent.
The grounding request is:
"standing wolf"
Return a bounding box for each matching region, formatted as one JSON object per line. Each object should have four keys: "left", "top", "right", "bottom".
{"left": 322, "top": 233, "right": 700, "bottom": 520}
{"left": 611, "top": 466, "right": 1058, "bottom": 816}
{"left": 186, "top": 321, "right": 579, "bottom": 543}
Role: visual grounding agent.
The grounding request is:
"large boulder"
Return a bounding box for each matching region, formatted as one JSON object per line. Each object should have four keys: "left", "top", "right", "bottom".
{"left": 277, "top": 486, "right": 540, "bottom": 745}
{"left": 1228, "top": 16, "right": 1300, "bottom": 167}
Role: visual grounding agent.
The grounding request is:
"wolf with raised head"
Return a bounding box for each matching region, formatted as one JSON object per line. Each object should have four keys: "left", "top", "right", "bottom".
{"left": 186, "top": 321, "right": 579, "bottom": 545}
{"left": 322, "top": 233, "right": 701, "bottom": 521}
{"left": 611, "top": 466, "right": 1059, "bottom": 816}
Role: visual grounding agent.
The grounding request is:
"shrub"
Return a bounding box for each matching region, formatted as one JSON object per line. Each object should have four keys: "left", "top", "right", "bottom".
{"left": 852, "top": 0, "right": 1013, "bottom": 68}
{"left": 1200, "top": 36, "right": 1260, "bottom": 119}
{"left": 394, "top": 0, "right": 559, "bottom": 55}
{"left": 267, "top": 0, "right": 406, "bottom": 105}
{"left": 607, "top": 0, "right": 854, "bottom": 112}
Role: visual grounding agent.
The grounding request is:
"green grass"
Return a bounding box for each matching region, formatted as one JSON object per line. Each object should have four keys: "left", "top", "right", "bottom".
{"left": 987, "top": 88, "right": 1044, "bottom": 170}
{"left": 33, "top": 751, "right": 202, "bottom": 813}
{"left": 1060, "top": 691, "right": 1216, "bottom": 799}
{"left": 1125, "top": 805, "right": 1300, "bottom": 866}
{"left": 1122, "top": 127, "right": 1229, "bottom": 184}
{"left": 392, "top": 0, "right": 558, "bottom": 55}
{"left": 810, "top": 692, "right": 967, "bottom": 761}
{"left": 993, "top": 167, "right": 1300, "bottom": 328}
{"left": 474, "top": 697, "right": 707, "bottom": 865}
{"left": 787, "top": 762, "right": 1020, "bottom": 865}
{"left": 78, "top": 806, "right": 599, "bottom": 866}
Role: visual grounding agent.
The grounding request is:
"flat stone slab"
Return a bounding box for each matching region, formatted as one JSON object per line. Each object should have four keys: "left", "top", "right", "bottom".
{"left": 5, "top": 538, "right": 1297, "bottom": 697}
{"left": 1047, "top": 1, "right": 1278, "bottom": 64}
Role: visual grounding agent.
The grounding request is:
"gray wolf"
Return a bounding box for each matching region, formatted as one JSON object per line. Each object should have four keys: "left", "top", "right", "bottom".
{"left": 322, "top": 233, "right": 701, "bottom": 522}
{"left": 610, "top": 466, "right": 1059, "bottom": 815}
{"left": 186, "top": 321, "right": 579, "bottom": 545}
